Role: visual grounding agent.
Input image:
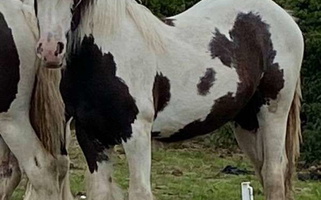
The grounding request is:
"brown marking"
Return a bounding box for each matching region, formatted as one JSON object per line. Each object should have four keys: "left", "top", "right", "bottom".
{"left": 158, "top": 12, "right": 284, "bottom": 142}
{"left": 259, "top": 63, "right": 284, "bottom": 100}
{"left": 153, "top": 73, "right": 171, "bottom": 118}
{"left": 209, "top": 30, "right": 234, "bottom": 67}
{"left": 209, "top": 12, "right": 284, "bottom": 132}
{"left": 162, "top": 18, "right": 176, "bottom": 27}
{"left": 0, "top": 12, "right": 20, "bottom": 113}
{"left": 197, "top": 68, "right": 216, "bottom": 96}
{"left": 34, "top": 157, "right": 40, "bottom": 168}
{"left": 63, "top": 35, "right": 138, "bottom": 173}
{"left": 0, "top": 161, "right": 12, "bottom": 178}
{"left": 159, "top": 93, "right": 236, "bottom": 142}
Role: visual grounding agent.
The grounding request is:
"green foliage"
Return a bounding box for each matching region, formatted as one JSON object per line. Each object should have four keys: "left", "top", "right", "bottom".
{"left": 207, "top": 124, "right": 237, "bottom": 150}
{"left": 142, "top": 0, "right": 321, "bottom": 164}
{"left": 141, "top": 0, "right": 201, "bottom": 17}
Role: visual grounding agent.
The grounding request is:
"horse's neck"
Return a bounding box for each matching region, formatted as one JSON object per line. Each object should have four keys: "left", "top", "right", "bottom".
{"left": 77, "top": 0, "right": 170, "bottom": 54}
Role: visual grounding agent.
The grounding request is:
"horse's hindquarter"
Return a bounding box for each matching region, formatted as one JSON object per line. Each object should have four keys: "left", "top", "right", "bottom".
{"left": 152, "top": 0, "right": 303, "bottom": 140}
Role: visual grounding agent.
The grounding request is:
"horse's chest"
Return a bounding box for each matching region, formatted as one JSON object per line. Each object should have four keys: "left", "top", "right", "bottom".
{"left": 62, "top": 35, "right": 138, "bottom": 148}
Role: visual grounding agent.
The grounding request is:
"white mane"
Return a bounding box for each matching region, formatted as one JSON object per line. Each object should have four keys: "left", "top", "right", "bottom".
{"left": 79, "top": 0, "right": 168, "bottom": 52}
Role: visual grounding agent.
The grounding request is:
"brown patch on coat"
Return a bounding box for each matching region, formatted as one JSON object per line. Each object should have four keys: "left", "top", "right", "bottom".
{"left": 62, "top": 35, "right": 139, "bottom": 173}
{"left": 159, "top": 93, "right": 236, "bottom": 142}
{"left": 0, "top": 161, "right": 12, "bottom": 178}
{"left": 209, "top": 12, "right": 284, "bottom": 132}
{"left": 197, "top": 68, "right": 216, "bottom": 96}
{"left": 158, "top": 12, "right": 284, "bottom": 142}
{"left": 0, "top": 12, "right": 20, "bottom": 113}
{"left": 259, "top": 63, "right": 284, "bottom": 100}
{"left": 162, "top": 18, "right": 176, "bottom": 27}
{"left": 153, "top": 73, "right": 171, "bottom": 118}
{"left": 34, "top": 157, "right": 40, "bottom": 168}
{"left": 209, "top": 30, "right": 234, "bottom": 67}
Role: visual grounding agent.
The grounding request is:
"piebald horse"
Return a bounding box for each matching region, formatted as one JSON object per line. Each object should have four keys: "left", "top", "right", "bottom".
{"left": 0, "top": 0, "right": 72, "bottom": 199}
{"left": 35, "top": 0, "right": 303, "bottom": 200}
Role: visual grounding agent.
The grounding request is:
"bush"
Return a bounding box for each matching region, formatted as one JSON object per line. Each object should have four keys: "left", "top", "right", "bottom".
{"left": 142, "top": 0, "right": 201, "bottom": 17}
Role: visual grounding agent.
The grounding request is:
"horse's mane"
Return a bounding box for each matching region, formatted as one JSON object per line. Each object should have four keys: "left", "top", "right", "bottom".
{"left": 30, "top": 65, "right": 65, "bottom": 156}
{"left": 73, "top": 0, "right": 167, "bottom": 52}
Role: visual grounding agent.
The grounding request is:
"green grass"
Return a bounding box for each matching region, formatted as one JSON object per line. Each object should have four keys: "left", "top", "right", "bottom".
{"left": 12, "top": 139, "right": 321, "bottom": 200}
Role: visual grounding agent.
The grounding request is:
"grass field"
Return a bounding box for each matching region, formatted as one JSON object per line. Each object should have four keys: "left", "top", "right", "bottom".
{"left": 12, "top": 136, "right": 321, "bottom": 200}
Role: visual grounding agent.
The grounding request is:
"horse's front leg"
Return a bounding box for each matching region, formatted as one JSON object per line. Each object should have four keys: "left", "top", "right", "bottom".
{"left": 0, "top": 114, "right": 61, "bottom": 200}
{"left": 0, "top": 136, "right": 21, "bottom": 200}
{"left": 85, "top": 149, "right": 124, "bottom": 200}
{"left": 123, "top": 113, "right": 154, "bottom": 200}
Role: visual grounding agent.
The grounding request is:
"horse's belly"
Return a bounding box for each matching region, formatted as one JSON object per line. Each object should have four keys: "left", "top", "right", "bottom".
{"left": 152, "top": 103, "right": 213, "bottom": 137}
{"left": 152, "top": 89, "right": 231, "bottom": 141}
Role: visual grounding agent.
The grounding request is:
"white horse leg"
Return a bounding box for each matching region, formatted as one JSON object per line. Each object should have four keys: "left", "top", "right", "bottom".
{"left": 234, "top": 126, "right": 264, "bottom": 184}
{"left": 85, "top": 150, "right": 123, "bottom": 200}
{"left": 23, "top": 119, "right": 73, "bottom": 200}
{"left": 0, "top": 136, "right": 21, "bottom": 200}
{"left": 0, "top": 115, "right": 60, "bottom": 200}
{"left": 260, "top": 111, "right": 288, "bottom": 200}
{"left": 235, "top": 112, "right": 288, "bottom": 200}
{"left": 123, "top": 119, "right": 153, "bottom": 200}
{"left": 60, "top": 118, "right": 74, "bottom": 200}
{"left": 237, "top": 114, "right": 288, "bottom": 200}
{"left": 57, "top": 154, "right": 73, "bottom": 200}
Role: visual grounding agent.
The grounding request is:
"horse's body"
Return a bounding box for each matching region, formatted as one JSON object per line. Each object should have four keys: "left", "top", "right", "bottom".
{"left": 36, "top": 0, "right": 303, "bottom": 199}
{"left": 0, "top": 1, "right": 72, "bottom": 199}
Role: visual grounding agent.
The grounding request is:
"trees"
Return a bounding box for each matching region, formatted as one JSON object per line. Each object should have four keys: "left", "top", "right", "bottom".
{"left": 142, "top": 0, "right": 200, "bottom": 17}
{"left": 142, "top": 0, "right": 321, "bottom": 164}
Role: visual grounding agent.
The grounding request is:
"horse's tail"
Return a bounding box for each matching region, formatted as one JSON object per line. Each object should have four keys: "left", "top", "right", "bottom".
{"left": 30, "top": 62, "right": 65, "bottom": 156}
{"left": 285, "top": 78, "right": 302, "bottom": 198}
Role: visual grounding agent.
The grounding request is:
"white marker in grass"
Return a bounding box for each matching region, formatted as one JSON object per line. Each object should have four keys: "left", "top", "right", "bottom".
{"left": 241, "top": 182, "right": 254, "bottom": 200}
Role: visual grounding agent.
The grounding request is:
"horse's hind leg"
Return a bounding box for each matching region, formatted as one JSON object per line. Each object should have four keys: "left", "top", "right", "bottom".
{"left": 234, "top": 126, "right": 264, "bottom": 184}
{"left": 0, "top": 136, "right": 21, "bottom": 200}
{"left": 235, "top": 112, "right": 288, "bottom": 200}
{"left": 235, "top": 82, "right": 300, "bottom": 200}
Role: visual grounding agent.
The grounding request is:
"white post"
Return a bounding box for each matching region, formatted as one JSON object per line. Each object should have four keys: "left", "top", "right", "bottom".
{"left": 241, "top": 182, "right": 254, "bottom": 200}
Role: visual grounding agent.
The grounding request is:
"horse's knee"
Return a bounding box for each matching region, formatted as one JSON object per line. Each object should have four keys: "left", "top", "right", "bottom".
{"left": 86, "top": 161, "right": 124, "bottom": 200}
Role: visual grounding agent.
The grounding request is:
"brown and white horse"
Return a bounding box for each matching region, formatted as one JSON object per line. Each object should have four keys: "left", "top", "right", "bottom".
{"left": 35, "top": 0, "right": 303, "bottom": 200}
{"left": 0, "top": 0, "right": 72, "bottom": 199}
